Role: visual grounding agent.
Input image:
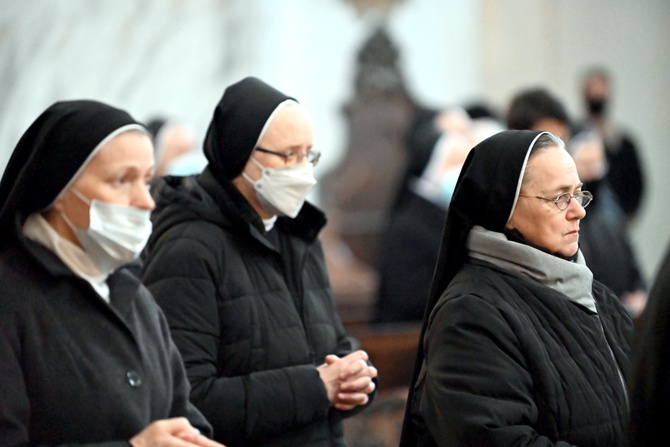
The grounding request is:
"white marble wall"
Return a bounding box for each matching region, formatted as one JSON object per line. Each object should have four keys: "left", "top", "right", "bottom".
{"left": 0, "top": 0, "right": 475, "bottom": 175}
{"left": 1, "top": 0, "right": 243, "bottom": 166}
{"left": 1, "top": 0, "right": 669, "bottom": 281}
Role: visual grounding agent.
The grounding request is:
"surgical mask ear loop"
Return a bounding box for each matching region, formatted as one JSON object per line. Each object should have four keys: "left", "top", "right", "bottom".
{"left": 242, "top": 157, "right": 265, "bottom": 185}
{"left": 70, "top": 188, "right": 92, "bottom": 206}
{"left": 58, "top": 188, "right": 92, "bottom": 232}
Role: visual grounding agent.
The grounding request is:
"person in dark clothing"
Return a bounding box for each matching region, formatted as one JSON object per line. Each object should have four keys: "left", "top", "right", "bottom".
{"left": 0, "top": 100, "right": 221, "bottom": 447}
{"left": 400, "top": 131, "right": 633, "bottom": 446}
{"left": 145, "top": 116, "right": 203, "bottom": 177}
{"left": 568, "top": 131, "right": 647, "bottom": 319}
{"left": 141, "top": 76, "right": 378, "bottom": 447}
{"left": 375, "top": 126, "right": 448, "bottom": 322}
{"left": 579, "top": 66, "right": 645, "bottom": 221}
{"left": 628, "top": 242, "right": 670, "bottom": 447}
{"left": 375, "top": 109, "right": 502, "bottom": 322}
{"left": 506, "top": 87, "right": 572, "bottom": 142}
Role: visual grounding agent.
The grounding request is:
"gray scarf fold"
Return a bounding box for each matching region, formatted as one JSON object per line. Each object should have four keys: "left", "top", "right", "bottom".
{"left": 467, "top": 225, "right": 596, "bottom": 313}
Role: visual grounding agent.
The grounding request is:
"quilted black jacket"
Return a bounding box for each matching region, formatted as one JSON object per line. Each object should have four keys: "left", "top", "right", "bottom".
{"left": 142, "top": 168, "right": 372, "bottom": 447}
{"left": 406, "top": 259, "right": 633, "bottom": 446}
{"left": 0, "top": 234, "right": 211, "bottom": 446}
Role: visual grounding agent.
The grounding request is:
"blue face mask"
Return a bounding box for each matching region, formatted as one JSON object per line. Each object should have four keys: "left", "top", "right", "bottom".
{"left": 434, "top": 167, "right": 461, "bottom": 209}
{"left": 164, "top": 151, "right": 207, "bottom": 176}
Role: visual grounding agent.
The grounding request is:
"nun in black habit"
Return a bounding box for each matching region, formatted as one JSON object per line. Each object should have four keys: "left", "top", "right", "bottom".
{"left": 399, "top": 130, "right": 633, "bottom": 447}
{"left": 0, "top": 100, "right": 220, "bottom": 447}
{"left": 141, "top": 76, "right": 377, "bottom": 447}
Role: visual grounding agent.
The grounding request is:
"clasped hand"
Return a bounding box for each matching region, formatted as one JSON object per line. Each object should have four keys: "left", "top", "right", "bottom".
{"left": 317, "top": 350, "right": 378, "bottom": 411}
{"left": 129, "top": 417, "right": 225, "bottom": 447}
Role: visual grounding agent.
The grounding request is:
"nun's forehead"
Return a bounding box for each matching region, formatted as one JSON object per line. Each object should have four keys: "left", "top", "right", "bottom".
{"left": 49, "top": 124, "right": 147, "bottom": 208}
{"left": 255, "top": 100, "right": 302, "bottom": 145}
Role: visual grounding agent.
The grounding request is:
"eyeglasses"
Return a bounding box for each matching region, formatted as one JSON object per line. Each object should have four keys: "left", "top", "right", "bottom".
{"left": 255, "top": 147, "right": 321, "bottom": 167}
{"left": 518, "top": 191, "right": 593, "bottom": 211}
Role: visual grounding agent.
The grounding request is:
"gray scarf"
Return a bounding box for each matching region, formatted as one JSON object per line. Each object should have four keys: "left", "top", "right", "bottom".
{"left": 467, "top": 225, "right": 596, "bottom": 313}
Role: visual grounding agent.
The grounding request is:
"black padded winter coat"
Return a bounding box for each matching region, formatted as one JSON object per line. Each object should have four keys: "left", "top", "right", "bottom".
{"left": 407, "top": 259, "right": 632, "bottom": 446}
{"left": 142, "top": 169, "right": 373, "bottom": 447}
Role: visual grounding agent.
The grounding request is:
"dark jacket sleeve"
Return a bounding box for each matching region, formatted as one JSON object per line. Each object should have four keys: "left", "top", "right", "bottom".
{"left": 0, "top": 298, "right": 32, "bottom": 446}
{"left": 142, "top": 234, "right": 332, "bottom": 441}
{"left": 305, "top": 238, "right": 378, "bottom": 419}
{"left": 155, "top": 306, "right": 214, "bottom": 437}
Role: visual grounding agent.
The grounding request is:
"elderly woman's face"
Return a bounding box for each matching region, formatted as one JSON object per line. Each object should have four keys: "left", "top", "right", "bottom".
{"left": 50, "top": 131, "right": 155, "bottom": 243}
{"left": 506, "top": 145, "right": 586, "bottom": 257}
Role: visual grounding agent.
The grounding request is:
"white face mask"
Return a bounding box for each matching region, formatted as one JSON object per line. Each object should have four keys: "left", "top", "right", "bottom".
{"left": 243, "top": 157, "right": 317, "bottom": 218}
{"left": 61, "top": 188, "right": 152, "bottom": 272}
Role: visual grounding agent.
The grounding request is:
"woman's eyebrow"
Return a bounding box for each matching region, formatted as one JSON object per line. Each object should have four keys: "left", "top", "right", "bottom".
{"left": 553, "top": 181, "right": 584, "bottom": 193}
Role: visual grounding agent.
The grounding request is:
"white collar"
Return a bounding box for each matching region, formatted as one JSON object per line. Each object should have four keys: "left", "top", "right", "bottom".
{"left": 22, "top": 213, "right": 111, "bottom": 302}
{"left": 263, "top": 215, "right": 278, "bottom": 232}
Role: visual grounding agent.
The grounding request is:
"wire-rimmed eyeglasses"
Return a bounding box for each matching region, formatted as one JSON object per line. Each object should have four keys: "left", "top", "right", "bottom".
{"left": 518, "top": 191, "right": 593, "bottom": 211}
{"left": 255, "top": 147, "right": 321, "bottom": 167}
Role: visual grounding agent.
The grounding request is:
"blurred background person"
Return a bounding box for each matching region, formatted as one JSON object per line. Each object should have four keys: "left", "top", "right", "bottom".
{"left": 568, "top": 131, "right": 647, "bottom": 320}
{"left": 141, "top": 77, "right": 378, "bottom": 447}
{"left": 146, "top": 117, "right": 206, "bottom": 177}
{"left": 0, "top": 100, "right": 221, "bottom": 447}
{"left": 506, "top": 86, "right": 572, "bottom": 141}
{"left": 375, "top": 107, "right": 504, "bottom": 322}
{"left": 577, "top": 66, "right": 646, "bottom": 223}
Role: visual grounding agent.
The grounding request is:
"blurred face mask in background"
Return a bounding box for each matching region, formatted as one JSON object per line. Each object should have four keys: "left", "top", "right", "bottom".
{"left": 587, "top": 98, "right": 607, "bottom": 115}
{"left": 434, "top": 167, "right": 462, "bottom": 209}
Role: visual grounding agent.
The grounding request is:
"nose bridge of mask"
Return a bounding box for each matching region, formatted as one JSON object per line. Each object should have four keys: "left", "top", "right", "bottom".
{"left": 266, "top": 161, "right": 316, "bottom": 188}
{"left": 244, "top": 155, "right": 316, "bottom": 185}
{"left": 91, "top": 201, "right": 151, "bottom": 237}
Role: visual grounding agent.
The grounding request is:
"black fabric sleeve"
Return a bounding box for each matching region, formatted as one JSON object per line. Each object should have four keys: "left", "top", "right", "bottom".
{"left": 420, "top": 295, "right": 574, "bottom": 447}
{"left": 142, "top": 234, "right": 332, "bottom": 442}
